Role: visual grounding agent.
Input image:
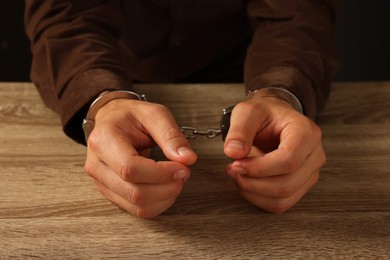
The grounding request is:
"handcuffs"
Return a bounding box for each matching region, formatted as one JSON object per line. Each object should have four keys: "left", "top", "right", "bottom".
{"left": 82, "top": 90, "right": 146, "bottom": 143}
{"left": 82, "top": 87, "right": 303, "bottom": 143}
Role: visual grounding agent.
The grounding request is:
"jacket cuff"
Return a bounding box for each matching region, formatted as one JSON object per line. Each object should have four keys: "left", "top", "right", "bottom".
{"left": 245, "top": 66, "right": 317, "bottom": 119}
{"left": 60, "top": 69, "right": 132, "bottom": 144}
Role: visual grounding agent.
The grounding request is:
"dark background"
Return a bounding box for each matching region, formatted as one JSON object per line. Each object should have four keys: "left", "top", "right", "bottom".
{"left": 1, "top": 1, "right": 389, "bottom": 82}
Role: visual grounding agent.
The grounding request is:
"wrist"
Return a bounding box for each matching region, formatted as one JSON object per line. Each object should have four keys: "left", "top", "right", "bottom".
{"left": 246, "top": 87, "right": 303, "bottom": 114}
{"left": 82, "top": 90, "right": 147, "bottom": 143}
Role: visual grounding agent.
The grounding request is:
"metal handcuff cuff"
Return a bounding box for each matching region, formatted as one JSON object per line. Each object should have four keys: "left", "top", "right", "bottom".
{"left": 82, "top": 87, "right": 303, "bottom": 143}
{"left": 82, "top": 90, "right": 147, "bottom": 143}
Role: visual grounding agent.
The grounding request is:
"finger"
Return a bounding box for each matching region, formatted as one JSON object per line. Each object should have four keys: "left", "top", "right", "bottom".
{"left": 228, "top": 145, "right": 324, "bottom": 198}
{"left": 224, "top": 102, "right": 264, "bottom": 160}
{"left": 238, "top": 170, "right": 319, "bottom": 213}
{"left": 95, "top": 183, "right": 177, "bottom": 219}
{"left": 84, "top": 140, "right": 190, "bottom": 184}
{"left": 230, "top": 120, "right": 322, "bottom": 178}
{"left": 137, "top": 104, "right": 197, "bottom": 166}
{"left": 87, "top": 156, "right": 185, "bottom": 205}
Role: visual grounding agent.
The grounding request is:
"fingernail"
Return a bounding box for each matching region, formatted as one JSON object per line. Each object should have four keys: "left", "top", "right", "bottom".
{"left": 226, "top": 140, "right": 245, "bottom": 151}
{"left": 173, "top": 169, "right": 189, "bottom": 180}
{"left": 177, "top": 147, "right": 194, "bottom": 156}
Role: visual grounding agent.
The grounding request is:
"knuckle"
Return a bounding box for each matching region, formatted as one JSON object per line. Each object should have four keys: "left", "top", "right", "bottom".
{"left": 129, "top": 187, "right": 146, "bottom": 206}
{"left": 236, "top": 100, "right": 257, "bottom": 111}
{"left": 306, "top": 120, "right": 323, "bottom": 143}
{"left": 153, "top": 103, "right": 171, "bottom": 115}
{"left": 87, "top": 129, "right": 102, "bottom": 152}
{"left": 312, "top": 122, "right": 323, "bottom": 138}
{"left": 87, "top": 124, "right": 116, "bottom": 152}
{"left": 118, "top": 161, "right": 136, "bottom": 181}
{"left": 276, "top": 180, "right": 295, "bottom": 199}
{"left": 134, "top": 206, "right": 148, "bottom": 218}
{"left": 83, "top": 162, "right": 96, "bottom": 178}
{"left": 319, "top": 149, "right": 327, "bottom": 167}
{"left": 282, "top": 150, "right": 300, "bottom": 172}
{"left": 83, "top": 158, "right": 100, "bottom": 180}
{"left": 268, "top": 200, "right": 291, "bottom": 214}
{"left": 134, "top": 206, "right": 157, "bottom": 219}
{"left": 163, "top": 126, "right": 183, "bottom": 143}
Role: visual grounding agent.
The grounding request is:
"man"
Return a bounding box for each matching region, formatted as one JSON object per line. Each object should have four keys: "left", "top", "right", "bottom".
{"left": 25, "top": 0, "right": 339, "bottom": 218}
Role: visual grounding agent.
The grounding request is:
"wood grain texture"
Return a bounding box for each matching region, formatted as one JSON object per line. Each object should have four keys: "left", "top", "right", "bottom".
{"left": 0, "top": 82, "right": 389, "bottom": 259}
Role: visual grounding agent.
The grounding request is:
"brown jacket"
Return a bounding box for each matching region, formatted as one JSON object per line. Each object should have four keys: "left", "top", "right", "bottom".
{"left": 25, "top": 0, "right": 339, "bottom": 144}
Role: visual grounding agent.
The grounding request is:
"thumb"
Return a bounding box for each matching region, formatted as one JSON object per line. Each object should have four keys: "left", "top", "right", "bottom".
{"left": 224, "top": 103, "right": 260, "bottom": 160}
{"left": 158, "top": 126, "right": 197, "bottom": 166}
{"left": 142, "top": 106, "right": 197, "bottom": 166}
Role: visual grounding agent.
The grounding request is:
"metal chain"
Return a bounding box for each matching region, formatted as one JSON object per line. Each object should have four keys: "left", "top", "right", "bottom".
{"left": 181, "top": 126, "right": 222, "bottom": 139}
{"left": 180, "top": 105, "right": 234, "bottom": 140}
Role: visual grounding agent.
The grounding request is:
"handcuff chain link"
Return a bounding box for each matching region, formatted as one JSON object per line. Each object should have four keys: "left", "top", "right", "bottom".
{"left": 181, "top": 126, "right": 222, "bottom": 139}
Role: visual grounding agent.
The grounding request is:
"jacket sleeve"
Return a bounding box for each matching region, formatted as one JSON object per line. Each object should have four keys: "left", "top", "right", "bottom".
{"left": 25, "top": 0, "right": 132, "bottom": 144}
{"left": 245, "top": 0, "right": 340, "bottom": 119}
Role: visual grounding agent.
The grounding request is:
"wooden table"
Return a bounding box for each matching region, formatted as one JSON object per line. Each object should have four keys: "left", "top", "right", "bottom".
{"left": 1, "top": 82, "right": 389, "bottom": 259}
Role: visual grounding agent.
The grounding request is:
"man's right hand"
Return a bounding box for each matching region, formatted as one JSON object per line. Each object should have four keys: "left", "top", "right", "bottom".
{"left": 83, "top": 99, "right": 197, "bottom": 219}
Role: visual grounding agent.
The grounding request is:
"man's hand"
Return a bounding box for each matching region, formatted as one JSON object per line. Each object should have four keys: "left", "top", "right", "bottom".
{"left": 224, "top": 92, "right": 326, "bottom": 213}
{"left": 83, "top": 99, "right": 197, "bottom": 219}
